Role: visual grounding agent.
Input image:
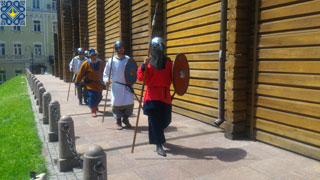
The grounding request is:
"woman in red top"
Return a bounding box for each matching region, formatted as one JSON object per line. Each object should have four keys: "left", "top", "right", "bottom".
{"left": 137, "top": 37, "right": 172, "bottom": 157}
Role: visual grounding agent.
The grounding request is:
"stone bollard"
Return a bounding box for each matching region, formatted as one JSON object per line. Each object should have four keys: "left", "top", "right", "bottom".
{"left": 34, "top": 80, "right": 40, "bottom": 98}
{"left": 42, "top": 92, "right": 51, "bottom": 124}
{"left": 83, "top": 145, "right": 107, "bottom": 180}
{"left": 57, "top": 116, "right": 80, "bottom": 172}
{"left": 38, "top": 87, "right": 46, "bottom": 113}
{"left": 48, "top": 101, "right": 60, "bottom": 142}
{"left": 36, "top": 82, "right": 43, "bottom": 103}
{"left": 31, "top": 77, "right": 36, "bottom": 93}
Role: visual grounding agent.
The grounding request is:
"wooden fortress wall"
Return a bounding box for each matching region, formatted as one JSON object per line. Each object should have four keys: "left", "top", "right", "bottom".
{"left": 88, "top": 0, "right": 105, "bottom": 60}
{"left": 54, "top": 0, "right": 320, "bottom": 160}
{"left": 79, "top": 0, "right": 89, "bottom": 50}
{"left": 250, "top": 0, "right": 320, "bottom": 160}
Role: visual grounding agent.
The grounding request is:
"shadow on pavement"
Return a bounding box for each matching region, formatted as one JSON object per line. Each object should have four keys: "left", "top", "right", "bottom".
{"left": 164, "top": 143, "right": 247, "bottom": 161}
{"left": 132, "top": 126, "right": 178, "bottom": 133}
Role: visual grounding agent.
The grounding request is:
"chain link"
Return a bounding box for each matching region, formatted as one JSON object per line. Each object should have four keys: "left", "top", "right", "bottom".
{"left": 52, "top": 105, "right": 60, "bottom": 123}
{"left": 62, "top": 124, "right": 83, "bottom": 167}
{"left": 94, "top": 161, "right": 106, "bottom": 180}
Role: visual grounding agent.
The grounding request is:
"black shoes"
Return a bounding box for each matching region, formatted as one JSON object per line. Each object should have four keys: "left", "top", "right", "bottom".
{"left": 78, "top": 99, "right": 82, "bottom": 105}
{"left": 122, "top": 117, "right": 132, "bottom": 128}
{"left": 156, "top": 144, "right": 166, "bottom": 157}
{"left": 116, "top": 118, "right": 122, "bottom": 130}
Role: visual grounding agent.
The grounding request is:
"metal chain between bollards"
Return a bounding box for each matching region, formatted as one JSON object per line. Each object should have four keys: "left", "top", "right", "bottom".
{"left": 62, "top": 124, "right": 83, "bottom": 167}
{"left": 94, "top": 161, "right": 106, "bottom": 180}
{"left": 52, "top": 106, "right": 59, "bottom": 122}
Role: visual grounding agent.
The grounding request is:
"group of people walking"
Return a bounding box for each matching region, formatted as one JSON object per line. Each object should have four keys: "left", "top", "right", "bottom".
{"left": 69, "top": 37, "right": 172, "bottom": 156}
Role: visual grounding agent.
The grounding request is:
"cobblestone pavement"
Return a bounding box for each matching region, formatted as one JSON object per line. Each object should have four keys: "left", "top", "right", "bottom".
{"left": 29, "top": 75, "right": 320, "bottom": 180}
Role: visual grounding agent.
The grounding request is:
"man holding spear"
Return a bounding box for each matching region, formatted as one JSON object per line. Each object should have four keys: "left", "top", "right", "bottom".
{"left": 103, "top": 41, "right": 134, "bottom": 129}
{"left": 136, "top": 37, "right": 173, "bottom": 157}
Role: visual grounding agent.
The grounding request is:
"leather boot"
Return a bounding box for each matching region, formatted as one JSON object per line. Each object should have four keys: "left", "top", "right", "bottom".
{"left": 122, "top": 116, "right": 132, "bottom": 128}
{"left": 156, "top": 144, "right": 166, "bottom": 157}
{"left": 116, "top": 118, "right": 122, "bottom": 130}
{"left": 90, "top": 107, "right": 97, "bottom": 117}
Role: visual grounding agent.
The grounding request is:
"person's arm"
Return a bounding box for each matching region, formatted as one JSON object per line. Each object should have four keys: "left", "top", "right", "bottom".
{"left": 74, "top": 62, "right": 86, "bottom": 86}
{"left": 69, "top": 58, "right": 74, "bottom": 72}
{"left": 103, "top": 59, "right": 110, "bottom": 85}
{"left": 137, "top": 57, "right": 149, "bottom": 81}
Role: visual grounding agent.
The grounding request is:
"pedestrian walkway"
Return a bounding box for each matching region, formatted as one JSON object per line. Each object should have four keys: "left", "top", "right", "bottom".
{"left": 32, "top": 74, "right": 320, "bottom": 180}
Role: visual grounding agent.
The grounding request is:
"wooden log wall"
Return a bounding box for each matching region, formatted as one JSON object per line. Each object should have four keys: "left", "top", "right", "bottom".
{"left": 104, "top": 0, "right": 130, "bottom": 59}
{"left": 72, "top": 0, "right": 80, "bottom": 53}
{"left": 224, "top": 1, "right": 251, "bottom": 139}
{"left": 79, "top": 0, "right": 89, "bottom": 50}
{"left": 60, "top": 0, "right": 73, "bottom": 82}
{"left": 251, "top": 0, "right": 320, "bottom": 160}
{"left": 53, "top": 34, "right": 59, "bottom": 77}
{"left": 130, "top": 0, "right": 164, "bottom": 97}
{"left": 166, "top": 0, "right": 222, "bottom": 124}
{"left": 88, "top": 0, "right": 105, "bottom": 60}
{"left": 57, "top": 0, "right": 63, "bottom": 79}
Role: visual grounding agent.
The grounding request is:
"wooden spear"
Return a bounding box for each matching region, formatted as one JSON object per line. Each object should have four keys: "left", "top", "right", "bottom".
{"left": 131, "top": 1, "right": 158, "bottom": 153}
{"left": 102, "top": 48, "right": 115, "bottom": 123}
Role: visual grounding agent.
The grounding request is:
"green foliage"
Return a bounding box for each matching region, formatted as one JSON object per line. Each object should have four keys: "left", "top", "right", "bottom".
{"left": 0, "top": 75, "right": 48, "bottom": 179}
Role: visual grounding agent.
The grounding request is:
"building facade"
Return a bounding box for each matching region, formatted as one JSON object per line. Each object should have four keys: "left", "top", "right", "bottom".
{"left": 0, "top": 0, "right": 57, "bottom": 84}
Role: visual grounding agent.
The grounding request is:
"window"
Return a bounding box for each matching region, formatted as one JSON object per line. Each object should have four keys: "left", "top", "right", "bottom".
{"left": 52, "top": 0, "right": 56, "bottom": 11}
{"left": 0, "top": 26, "right": 4, "bottom": 31}
{"left": 52, "top": 22, "right": 57, "bottom": 33}
{"left": 0, "top": 71, "right": 6, "bottom": 85}
{"left": 15, "top": 70, "right": 23, "bottom": 76}
{"left": 33, "top": 0, "right": 40, "bottom": 9}
{"left": 13, "top": 26, "right": 21, "bottom": 31}
{"left": 34, "top": 44, "right": 42, "bottom": 55}
{"left": 0, "top": 44, "right": 5, "bottom": 56}
{"left": 14, "top": 44, "right": 22, "bottom": 55}
{"left": 33, "top": 20, "right": 41, "bottom": 32}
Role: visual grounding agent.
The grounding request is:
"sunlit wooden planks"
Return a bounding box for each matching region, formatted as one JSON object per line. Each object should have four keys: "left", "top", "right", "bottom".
{"left": 252, "top": 0, "right": 320, "bottom": 160}
{"left": 87, "top": 0, "right": 104, "bottom": 59}
{"left": 130, "top": 0, "right": 150, "bottom": 63}
{"left": 166, "top": 0, "right": 221, "bottom": 123}
{"left": 255, "top": 131, "right": 320, "bottom": 160}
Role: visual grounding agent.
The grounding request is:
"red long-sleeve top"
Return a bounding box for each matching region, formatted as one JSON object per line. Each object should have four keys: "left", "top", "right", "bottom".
{"left": 137, "top": 59, "right": 173, "bottom": 105}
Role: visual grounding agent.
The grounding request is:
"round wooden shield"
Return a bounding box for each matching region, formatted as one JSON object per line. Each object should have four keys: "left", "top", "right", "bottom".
{"left": 172, "top": 54, "right": 189, "bottom": 96}
{"left": 124, "top": 59, "right": 138, "bottom": 86}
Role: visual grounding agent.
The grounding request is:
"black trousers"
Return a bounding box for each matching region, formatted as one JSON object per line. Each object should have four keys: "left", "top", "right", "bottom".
{"left": 146, "top": 103, "right": 172, "bottom": 145}
{"left": 77, "top": 83, "right": 88, "bottom": 102}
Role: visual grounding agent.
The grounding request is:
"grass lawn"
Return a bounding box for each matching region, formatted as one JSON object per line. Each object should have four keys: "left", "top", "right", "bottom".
{"left": 0, "top": 75, "right": 48, "bottom": 179}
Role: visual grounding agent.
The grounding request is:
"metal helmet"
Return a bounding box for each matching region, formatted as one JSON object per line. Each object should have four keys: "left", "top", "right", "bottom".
{"left": 88, "top": 48, "right": 98, "bottom": 57}
{"left": 114, "top": 40, "right": 124, "bottom": 52}
{"left": 151, "top": 37, "right": 165, "bottom": 52}
{"left": 84, "top": 50, "right": 89, "bottom": 57}
{"left": 150, "top": 36, "right": 166, "bottom": 70}
{"left": 77, "top": 48, "right": 85, "bottom": 55}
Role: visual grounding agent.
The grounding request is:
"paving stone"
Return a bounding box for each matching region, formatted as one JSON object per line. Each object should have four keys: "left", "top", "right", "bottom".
{"left": 29, "top": 75, "right": 319, "bottom": 180}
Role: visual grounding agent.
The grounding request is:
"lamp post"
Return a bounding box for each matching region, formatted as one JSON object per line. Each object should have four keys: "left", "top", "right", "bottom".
{"left": 25, "top": 46, "right": 34, "bottom": 74}
{"left": 31, "top": 52, "right": 34, "bottom": 74}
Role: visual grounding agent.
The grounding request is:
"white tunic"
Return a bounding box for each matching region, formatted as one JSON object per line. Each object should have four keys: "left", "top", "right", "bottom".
{"left": 103, "top": 55, "right": 134, "bottom": 107}
{"left": 69, "top": 56, "right": 88, "bottom": 78}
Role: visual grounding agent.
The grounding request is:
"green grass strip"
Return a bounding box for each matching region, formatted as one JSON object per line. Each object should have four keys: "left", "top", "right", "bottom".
{"left": 0, "top": 75, "right": 48, "bottom": 179}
